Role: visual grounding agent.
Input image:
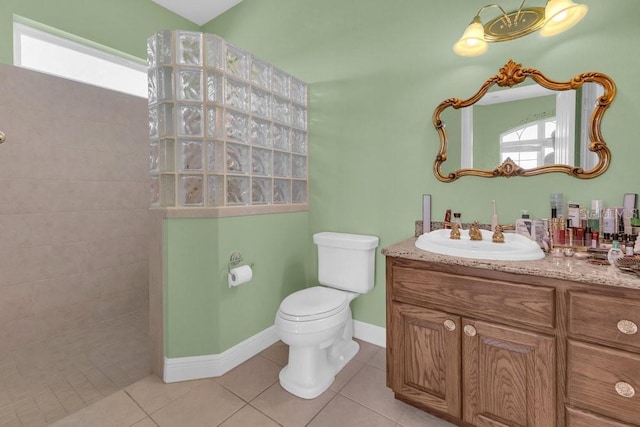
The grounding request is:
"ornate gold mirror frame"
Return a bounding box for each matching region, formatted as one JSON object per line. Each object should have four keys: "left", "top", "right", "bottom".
{"left": 433, "top": 59, "right": 616, "bottom": 182}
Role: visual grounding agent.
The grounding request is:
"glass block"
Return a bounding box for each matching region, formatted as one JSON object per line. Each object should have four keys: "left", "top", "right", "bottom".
{"left": 272, "top": 68, "right": 290, "bottom": 98}
{"left": 273, "top": 125, "right": 290, "bottom": 151}
{"left": 273, "top": 151, "right": 291, "bottom": 177}
{"left": 250, "top": 56, "right": 271, "bottom": 89}
{"left": 148, "top": 69, "right": 157, "bottom": 105}
{"left": 224, "top": 110, "right": 249, "bottom": 142}
{"left": 252, "top": 147, "right": 272, "bottom": 176}
{"left": 291, "top": 104, "right": 307, "bottom": 130}
{"left": 150, "top": 141, "right": 159, "bottom": 172}
{"left": 204, "top": 34, "right": 224, "bottom": 70}
{"left": 227, "top": 176, "right": 249, "bottom": 205}
{"left": 207, "top": 175, "right": 224, "bottom": 206}
{"left": 177, "top": 31, "right": 202, "bottom": 65}
{"left": 157, "top": 103, "right": 174, "bottom": 138}
{"left": 207, "top": 141, "right": 225, "bottom": 172}
{"left": 177, "top": 68, "right": 202, "bottom": 101}
{"left": 150, "top": 176, "right": 160, "bottom": 206}
{"left": 273, "top": 179, "right": 291, "bottom": 204}
{"left": 250, "top": 118, "right": 271, "bottom": 147}
{"left": 250, "top": 87, "right": 270, "bottom": 118}
{"left": 157, "top": 66, "right": 174, "bottom": 102}
{"left": 225, "top": 45, "right": 248, "bottom": 79}
{"left": 291, "top": 130, "right": 307, "bottom": 154}
{"left": 158, "top": 139, "right": 175, "bottom": 172}
{"left": 206, "top": 71, "right": 223, "bottom": 102}
{"left": 147, "top": 34, "right": 157, "bottom": 67}
{"left": 178, "top": 104, "right": 202, "bottom": 137}
{"left": 161, "top": 174, "right": 175, "bottom": 207}
{"left": 226, "top": 142, "right": 250, "bottom": 174}
{"left": 179, "top": 140, "right": 203, "bottom": 171}
{"left": 272, "top": 96, "right": 290, "bottom": 124}
{"left": 291, "top": 77, "right": 307, "bottom": 105}
{"left": 224, "top": 78, "right": 249, "bottom": 111}
{"left": 292, "top": 155, "right": 307, "bottom": 178}
{"left": 292, "top": 180, "right": 307, "bottom": 203}
{"left": 149, "top": 107, "right": 158, "bottom": 139}
{"left": 179, "top": 174, "right": 204, "bottom": 206}
{"left": 252, "top": 178, "right": 272, "bottom": 204}
{"left": 206, "top": 107, "right": 222, "bottom": 138}
{"left": 156, "top": 30, "right": 174, "bottom": 65}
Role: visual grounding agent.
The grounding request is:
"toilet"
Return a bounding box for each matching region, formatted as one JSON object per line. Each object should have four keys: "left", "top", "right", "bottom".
{"left": 275, "top": 232, "right": 379, "bottom": 399}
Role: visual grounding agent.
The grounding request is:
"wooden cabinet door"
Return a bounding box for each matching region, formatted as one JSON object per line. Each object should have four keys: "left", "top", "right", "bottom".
{"left": 463, "top": 320, "right": 556, "bottom": 427}
{"left": 390, "top": 302, "right": 461, "bottom": 418}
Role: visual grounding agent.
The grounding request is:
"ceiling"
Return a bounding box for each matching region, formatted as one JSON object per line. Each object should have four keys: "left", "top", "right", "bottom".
{"left": 151, "top": 0, "right": 244, "bottom": 26}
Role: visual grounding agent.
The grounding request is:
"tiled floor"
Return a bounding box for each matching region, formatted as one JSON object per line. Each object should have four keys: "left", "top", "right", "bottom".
{"left": 0, "top": 310, "right": 150, "bottom": 427}
{"left": 48, "top": 340, "right": 454, "bottom": 427}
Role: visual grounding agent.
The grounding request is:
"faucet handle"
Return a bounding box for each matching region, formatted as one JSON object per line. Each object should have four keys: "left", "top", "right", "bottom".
{"left": 492, "top": 224, "right": 514, "bottom": 243}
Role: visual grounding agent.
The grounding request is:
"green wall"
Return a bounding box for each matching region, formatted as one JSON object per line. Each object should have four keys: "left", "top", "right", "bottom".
{"left": 206, "top": 0, "right": 640, "bottom": 329}
{"left": 5, "top": 0, "right": 640, "bottom": 358}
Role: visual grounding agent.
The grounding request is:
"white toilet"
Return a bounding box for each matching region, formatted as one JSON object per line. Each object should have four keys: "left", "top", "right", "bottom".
{"left": 275, "top": 232, "right": 379, "bottom": 399}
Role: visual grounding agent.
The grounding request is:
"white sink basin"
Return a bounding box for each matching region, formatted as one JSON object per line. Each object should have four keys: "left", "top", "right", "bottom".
{"left": 415, "top": 229, "right": 545, "bottom": 261}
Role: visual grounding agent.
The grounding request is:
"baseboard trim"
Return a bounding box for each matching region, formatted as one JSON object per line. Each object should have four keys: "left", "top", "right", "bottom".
{"left": 163, "top": 320, "right": 387, "bottom": 383}
{"left": 353, "top": 320, "right": 386, "bottom": 348}
{"left": 163, "top": 326, "right": 279, "bottom": 383}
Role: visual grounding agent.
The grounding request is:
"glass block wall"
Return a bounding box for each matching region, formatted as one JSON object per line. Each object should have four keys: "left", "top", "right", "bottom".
{"left": 147, "top": 31, "right": 308, "bottom": 208}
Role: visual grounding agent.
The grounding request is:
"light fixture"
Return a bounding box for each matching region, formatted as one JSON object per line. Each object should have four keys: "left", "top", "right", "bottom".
{"left": 453, "top": 0, "right": 588, "bottom": 57}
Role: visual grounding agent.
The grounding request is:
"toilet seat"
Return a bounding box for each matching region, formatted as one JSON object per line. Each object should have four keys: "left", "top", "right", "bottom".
{"left": 278, "top": 286, "right": 348, "bottom": 322}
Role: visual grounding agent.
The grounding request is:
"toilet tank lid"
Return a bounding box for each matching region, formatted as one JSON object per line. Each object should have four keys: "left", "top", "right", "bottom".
{"left": 313, "top": 232, "right": 379, "bottom": 250}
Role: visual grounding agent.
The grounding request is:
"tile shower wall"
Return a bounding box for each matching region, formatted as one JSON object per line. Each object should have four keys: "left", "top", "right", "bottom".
{"left": 147, "top": 31, "right": 308, "bottom": 208}
{"left": 0, "top": 64, "right": 150, "bottom": 350}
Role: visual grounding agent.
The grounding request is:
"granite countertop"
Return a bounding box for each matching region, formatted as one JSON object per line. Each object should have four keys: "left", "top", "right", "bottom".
{"left": 382, "top": 237, "right": 640, "bottom": 290}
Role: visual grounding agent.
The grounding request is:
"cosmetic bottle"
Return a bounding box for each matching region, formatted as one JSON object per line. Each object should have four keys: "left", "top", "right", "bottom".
{"left": 453, "top": 213, "right": 462, "bottom": 228}
{"left": 515, "top": 210, "right": 533, "bottom": 239}
{"left": 607, "top": 240, "right": 624, "bottom": 265}
{"left": 584, "top": 227, "right": 592, "bottom": 248}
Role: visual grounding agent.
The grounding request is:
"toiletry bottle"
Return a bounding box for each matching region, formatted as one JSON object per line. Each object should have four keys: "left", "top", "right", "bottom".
{"left": 607, "top": 240, "right": 624, "bottom": 265}
{"left": 453, "top": 212, "right": 462, "bottom": 228}
{"left": 444, "top": 209, "right": 452, "bottom": 229}
{"left": 625, "top": 236, "right": 634, "bottom": 256}
{"left": 491, "top": 200, "right": 499, "bottom": 232}
{"left": 515, "top": 210, "right": 533, "bottom": 239}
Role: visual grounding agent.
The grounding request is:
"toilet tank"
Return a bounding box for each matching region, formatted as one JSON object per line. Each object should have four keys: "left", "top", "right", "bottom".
{"left": 313, "top": 232, "right": 379, "bottom": 293}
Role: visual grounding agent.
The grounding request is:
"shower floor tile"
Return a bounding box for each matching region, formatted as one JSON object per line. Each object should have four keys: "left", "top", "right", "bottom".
{"left": 0, "top": 309, "right": 150, "bottom": 426}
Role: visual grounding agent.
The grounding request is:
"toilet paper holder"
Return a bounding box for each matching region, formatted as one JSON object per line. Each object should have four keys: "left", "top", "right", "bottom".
{"left": 228, "top": 251, "right": 253, "bottom": 272}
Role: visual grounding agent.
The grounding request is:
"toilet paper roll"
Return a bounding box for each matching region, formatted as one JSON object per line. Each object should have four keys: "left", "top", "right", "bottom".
{"left": 228, "top": 265, "right": 253, "bottom": 287}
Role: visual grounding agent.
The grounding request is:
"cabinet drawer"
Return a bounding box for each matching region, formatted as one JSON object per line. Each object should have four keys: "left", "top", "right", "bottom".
{"left": 392, "top": 267, "right": 555, "bottom": 329}
{"left": 567, "top": 340, "right": 640, "bottom": 426}
{"left": 569, "top": 292, "right": 640, "bottom": 351}
{"left": 566, "top": 406, "right": 635, "bottom": 427}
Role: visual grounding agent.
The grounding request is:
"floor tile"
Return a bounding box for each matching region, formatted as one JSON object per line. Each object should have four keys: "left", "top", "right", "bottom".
{"left": 328, "top": 359, "right": 363, "bottom": 393}
{"left": 219, "top": 404, "right": 280, "bottom": 427}
{"left": 251, "top": 382, "right": 335, "bottom": 427}
{"left": 308, "top": 395, "right": 395, "bottom": 427}
{"left": 367, "top": 347, "right": 387, "bottom": 371}
{"left": 216, "top": 355, "right": 281, "bottom": 401}
{"left": 130, "top": 417, "right": 158, "bottom": 427}
{"left": 259, "top": 341, "right": 288, "bottom": 366}
{"left": 48, "top": 391, "right": 146, "bottom": 427}
{"left": 150, "top": 380, "right": 244, "bottom": 427}
{"left": 353, "top": 339, "right": 380, "bottom": 364}
{"left": 125, "top": 375, "right": 204, "bottom": 414}
{"left": 396, "top": 403, "right": 457, "bottom": 427}
{"left": 340, "top": 364, "right": 407, "bottom": 422}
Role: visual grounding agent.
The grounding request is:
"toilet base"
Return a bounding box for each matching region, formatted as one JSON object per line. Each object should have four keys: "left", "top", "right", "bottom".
{"left": 279, "top": 339, "right": 360, "bottom": 399}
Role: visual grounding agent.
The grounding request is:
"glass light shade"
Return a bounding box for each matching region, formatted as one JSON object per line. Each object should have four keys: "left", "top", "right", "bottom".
{"left": 453, "top": 20, "right": 488, "bottom": 56}
{"left": 540, "top": 0, "right": 588, "bottom": 37}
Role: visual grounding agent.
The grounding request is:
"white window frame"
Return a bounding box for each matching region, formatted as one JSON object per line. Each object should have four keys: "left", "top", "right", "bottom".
{"left": 13, "top": 21, "right": 147, "bottom": 98}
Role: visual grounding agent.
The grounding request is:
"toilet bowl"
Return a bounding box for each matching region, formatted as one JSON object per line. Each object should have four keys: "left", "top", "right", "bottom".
{"left": 275, "top": 286, "right": 359, "bottom": 399}
{"left": 275, "top": 232, "right": 379, "bottom": 399}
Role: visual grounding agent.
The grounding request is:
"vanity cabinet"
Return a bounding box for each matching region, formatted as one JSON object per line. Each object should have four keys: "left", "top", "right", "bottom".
{"left": 385, "top": 255, "right": 640, "bottom": 427}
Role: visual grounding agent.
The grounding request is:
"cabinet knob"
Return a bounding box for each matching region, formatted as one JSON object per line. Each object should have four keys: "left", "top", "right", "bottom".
{"left": 444, "top": 319, "right": 456, "bottom": 331}
{"left": 0, "top": 131, "right": 5, "bottom": 144}
{"left": 464, "top": 325, "right": 477, "bottom": 337}
{"left": 615, "top": 381, "right": 635, "bottom": 398}
{"left": 617, "top": 320, "right": 638, "bottom": 335}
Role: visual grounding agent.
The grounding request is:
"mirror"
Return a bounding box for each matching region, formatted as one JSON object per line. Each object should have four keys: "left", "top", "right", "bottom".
{"left": 433, "top": 59, "right": 616, "bottom": 182}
